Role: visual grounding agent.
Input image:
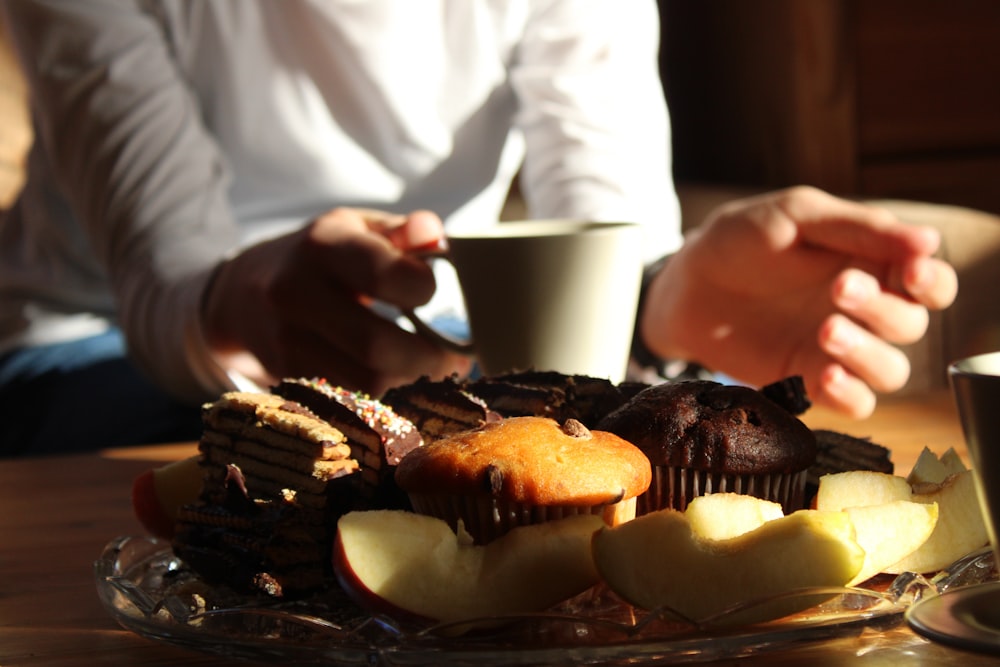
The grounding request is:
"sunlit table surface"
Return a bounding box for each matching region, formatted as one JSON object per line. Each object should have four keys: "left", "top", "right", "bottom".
{"left": 2, "top": 388, "right": 998, "bottom": 666}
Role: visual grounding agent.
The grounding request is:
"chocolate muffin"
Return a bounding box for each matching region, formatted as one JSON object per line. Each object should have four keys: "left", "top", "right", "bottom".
{"left": 394, "top": 416, "right": 651, "bottom": 544}
{"left": 596, "top": 380, "right": 817, "bottom": 514}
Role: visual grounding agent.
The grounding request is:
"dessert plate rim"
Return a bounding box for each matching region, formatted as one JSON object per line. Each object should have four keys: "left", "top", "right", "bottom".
{"left": 94, "top": 535, "right": 998, "bottom": 665}
{"left": 907, "top": 580, "right": 1000, "bottom": 654}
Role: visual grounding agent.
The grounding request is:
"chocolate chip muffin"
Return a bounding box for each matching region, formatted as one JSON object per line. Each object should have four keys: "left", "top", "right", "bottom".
{"left": 596, "top": 380, "right": 817, "bottom": 514}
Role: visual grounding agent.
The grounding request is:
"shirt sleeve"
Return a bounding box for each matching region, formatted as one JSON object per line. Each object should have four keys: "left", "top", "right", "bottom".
{"left": 2, "top": 0, "right": 239, "bottom": 402}
{"left": 509, "top": 0, "right": 682, "bottom": 262}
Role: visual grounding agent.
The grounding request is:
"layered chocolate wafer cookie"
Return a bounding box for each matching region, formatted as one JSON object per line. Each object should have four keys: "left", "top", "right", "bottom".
{"left": 196, "top": 391, "right": 359, "bottom": 506}
{"left": 272, "top": 378, "right": 421, "bottom": 505}
{"left": 174, "top": 384, "right": 422, "bottom": 598}
{"left": 466, "top": 371, "right": 571, "bottom": 421}
{"left": 174, "top": 465, "right": 331, "bottom": 597}
{"left": 381, "top": 374, "right": 500, "bottom": 443}
{"left": 806, "top": 429, "right": 894, "bottom": 499}
{"left": 467, "top": 370, "right": 643, "bottom": 427}
{"left": 175, "top": 392, "right": 364, "bottom": 596}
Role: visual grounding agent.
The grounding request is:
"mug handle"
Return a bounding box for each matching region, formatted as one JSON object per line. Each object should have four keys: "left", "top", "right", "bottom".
{"left": 402, "top": 243, "right": 476, "bottom": 355}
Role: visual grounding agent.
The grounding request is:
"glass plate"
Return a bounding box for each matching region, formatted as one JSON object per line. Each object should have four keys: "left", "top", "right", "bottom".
{"left": 94, "top": 536, "right": 996, "bottom": 666}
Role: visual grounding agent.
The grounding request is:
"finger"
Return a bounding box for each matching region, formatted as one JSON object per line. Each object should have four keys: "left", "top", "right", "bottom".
{"left": 356, "top": 208, "right": 407, "bottom": 232}
{"left": 272, "top": 272, "right": 454, "bottom": 375}
{"left": 812, "top": 363, "right": 878, "bottom": 420}
{"left": 358, "top": 208, "right": 446, "bottom": 253}
{"left": 796, "top": 211, "right": 938, "bottom": 261}
{"left": 305, "top": 212, "right": 438, "bottom": 308}
{"left": 831, "top": 268, "right": 930, "bottom": 345}
{"left": 387, "top": 210, "right": 446, "bottom": 252}
{"left": 772, "top": 187, "right": 942, "bottom": 261}
{"left": 898, "top": 256, "right": 958, "bottom": 311}
{"left": 817, "top": 313, "right": 911, "bottom": 394}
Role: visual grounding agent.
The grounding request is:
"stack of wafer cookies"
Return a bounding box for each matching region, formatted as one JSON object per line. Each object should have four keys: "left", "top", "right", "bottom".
{"left": 466, "top": 372, "right": 571, "bottom": 421}
{"left": 469, "top": 370, "right": 644, "bottom": 427}
{"left": 197, "top": 391, "right": 360, "bottom": 506}
{"left": 174, "top": 385, "right": 420, "bottom": 597}
{"left": 382, "top": 374, "right": 501, "bottom": 443}
{"left": 807, "top": 429, "right": 894, "bottom": 493}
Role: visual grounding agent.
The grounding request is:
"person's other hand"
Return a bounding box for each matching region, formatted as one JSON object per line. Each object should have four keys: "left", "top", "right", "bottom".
{"left": 201, "top": 207, "right": 472, "bottom": 396}
{"left": 640, "top": 186, "right": 958, "bottom": 418}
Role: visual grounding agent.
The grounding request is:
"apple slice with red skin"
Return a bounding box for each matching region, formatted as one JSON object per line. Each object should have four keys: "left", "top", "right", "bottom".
{"left": 131, "top": 455, "right": 203, "bottom": 539}
{"left": 333, "top": 510, "right": 603, "bottom": 624}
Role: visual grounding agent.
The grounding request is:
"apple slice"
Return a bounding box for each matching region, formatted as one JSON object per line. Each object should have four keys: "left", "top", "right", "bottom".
{"left": 814, "top": 471, "right": 942, "bottom": 584}
{"left": 906, "top": 446, "right": 968, "bottom": 486}
{"left": 591, "top": 509, "right": 864, "bottom": 626}
{"left": 885, "top": 470, "right": 989, "bottom": 574}
{"left": 685, "top": 493, "right": 784, "bottom": 541}
{"left": 843, "top": 500, "right": 938, "bottom": 586}
{"left": 333, "top": 511, "right": 603, "bottom": 624}
{"left": 816, "top": 456, "right": 987, "bottom": 576}
{"left": 907, "top": 447, "right": 950, "bottom": 485}
{"left": 131, "top": 456, "right": 203, "bottom": 539}
{"left": 939, "top": 448, "right": 968, "bottom": 477}
{"left": 815, "top": 470, "right": 912, "bottom": 512}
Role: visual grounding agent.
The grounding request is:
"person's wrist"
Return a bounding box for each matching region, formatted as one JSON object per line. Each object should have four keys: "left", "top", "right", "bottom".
{"left": 630, "top": 255, "right": 707, "bottom": 381}
{"left": 197, "top": 257, "right": 274, "bottom": 391}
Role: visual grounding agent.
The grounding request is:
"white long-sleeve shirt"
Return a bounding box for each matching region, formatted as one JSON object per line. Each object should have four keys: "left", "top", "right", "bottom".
{"left": 0, "top": 0, "right": 680, "bottom": 402}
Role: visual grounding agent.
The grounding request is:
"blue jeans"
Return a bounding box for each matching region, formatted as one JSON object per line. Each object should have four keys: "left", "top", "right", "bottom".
{"left": 0, "top": 329, "right": 202, "bottom": 457}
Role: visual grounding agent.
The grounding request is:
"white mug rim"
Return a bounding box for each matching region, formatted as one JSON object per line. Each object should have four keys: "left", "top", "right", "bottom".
{"left": 446, "top": 219, "right": 640, "bottom": 240}
{"left": 949, "top": 351, "right": 1000, "bottom": 378}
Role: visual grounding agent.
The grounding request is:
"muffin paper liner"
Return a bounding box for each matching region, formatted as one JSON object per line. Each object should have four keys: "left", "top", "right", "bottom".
{"left": 638, "top": 466, "right": 808, "bottom": 515}
{"left": 407, "top": 493, "right": 636, "bottom": 544}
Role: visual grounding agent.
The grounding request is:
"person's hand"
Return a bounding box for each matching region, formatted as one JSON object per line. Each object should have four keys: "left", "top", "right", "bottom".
{"left": 201, "top": 207, "right": 472, "bottom": 397}
{"left": 640, "top": 186, "right": 958, "bottom": 418}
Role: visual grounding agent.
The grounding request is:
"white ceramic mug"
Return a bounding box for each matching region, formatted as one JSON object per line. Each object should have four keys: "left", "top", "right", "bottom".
{"left": 949, "top": 351, "right": 1000, "bottom": 563}
{"left": 406, "top": 220, "right": 644, "bottom": 382}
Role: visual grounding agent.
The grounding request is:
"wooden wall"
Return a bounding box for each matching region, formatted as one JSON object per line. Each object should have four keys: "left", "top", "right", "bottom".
{"left": 660, "top": 0, "right": 1000, "bottom": 214}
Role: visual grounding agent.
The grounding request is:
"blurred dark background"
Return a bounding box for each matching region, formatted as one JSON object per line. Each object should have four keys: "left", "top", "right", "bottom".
{"left": 660, "top": 0, "right": 1000, "bottom": 215}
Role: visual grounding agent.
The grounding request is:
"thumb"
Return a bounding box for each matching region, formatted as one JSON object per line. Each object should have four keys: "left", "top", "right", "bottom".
{"left": 386, "top": 210, "right": 446, "bottom": 253}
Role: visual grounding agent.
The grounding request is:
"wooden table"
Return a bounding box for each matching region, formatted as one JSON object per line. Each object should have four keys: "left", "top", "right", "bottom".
{"left": 1, "top": 389, "right": 997, "bottom": 666}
